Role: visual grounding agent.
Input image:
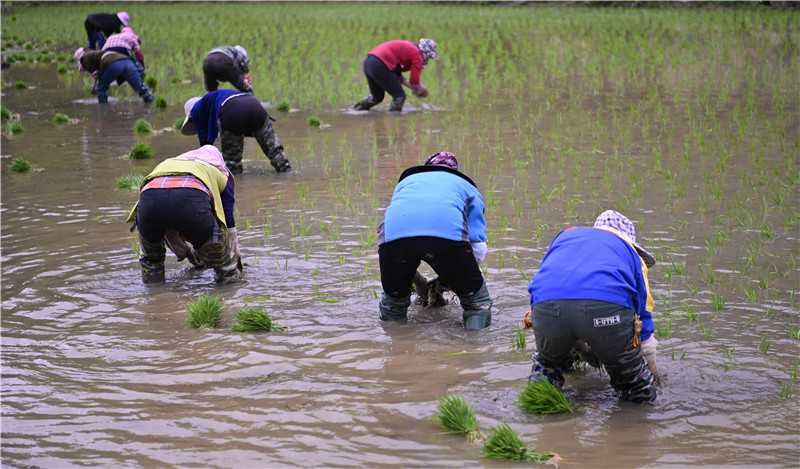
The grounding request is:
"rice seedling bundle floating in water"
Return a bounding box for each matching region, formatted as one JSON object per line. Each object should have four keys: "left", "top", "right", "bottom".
{"left": 133, "top": 119, "right": 152, "bottom": 134}
{"left": 186, "top": 293, "right": 223, "bottom": 329}
{"left": 231, "top": 306, "right": 285, "bottom": 332}
{"left": 516, "top": 379, "right": 573, "bottom": 415}
{"left": 276, "top": 99, "right": 291, "bottom": 112}
{"left": 129, "top": 143, "right": 153, "bottom": 160}
{"left": 114, "top": 173, "right": 145, "bottom": 190}
{"left": 53, "top": 113, "right": 68, "bottom": 123}
{"left": 7, "top": 121, "right": 24, "bottom": 134}
{"left": 481, "top": 422, "right": 553, "bottom": 462}
{"left": 9, "top": 156, "right": 34, "bottom": 172}
{"left": 430, "top": 395, "right": 484, "bottom": 441}
{"left": 308, "top": 116, "right": 322, "bottom": 127}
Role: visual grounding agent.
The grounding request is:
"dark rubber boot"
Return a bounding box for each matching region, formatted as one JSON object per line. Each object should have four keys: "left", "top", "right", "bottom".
{"left": 252, "top": 119, "right": 291, "bottom": 172}
{"left": 353, "top": 95, "right": 378, "bottom": 111}
{"left": 379, "top": 292, "right": 411, "bottom": 321}
{"left": 221, "top": 130, "right": 244, "bottom": 174}
{"left": 389, "top": 95, "right": 405, "bottom": 112}
{"left": 139, "top": 235, "right": 166, "bottom": 284}
{"left": 459, "top": 282, "right": 492, "bottom": 330}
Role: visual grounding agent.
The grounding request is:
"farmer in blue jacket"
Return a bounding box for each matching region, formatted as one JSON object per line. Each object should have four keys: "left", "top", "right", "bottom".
{"left": 377, "top": 152, "right": 492, "bottom": 330}
{"left": 527, "top": 210, "right": 659, "bottom": 403}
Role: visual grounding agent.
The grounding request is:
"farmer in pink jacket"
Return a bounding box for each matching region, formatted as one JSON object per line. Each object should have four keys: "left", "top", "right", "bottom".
{"left": 353, "top": 39, "right": 437, "bottom": 112}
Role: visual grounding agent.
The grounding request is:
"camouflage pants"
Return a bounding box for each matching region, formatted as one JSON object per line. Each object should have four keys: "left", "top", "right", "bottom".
{"left": 138, "top": 230, "right": 241, "bottom": 285}
{"left": 220, "top": 119, "right": 291, "bottom": 174}
{"left": 529, "top": 299, "right": 656, "bottom": 403}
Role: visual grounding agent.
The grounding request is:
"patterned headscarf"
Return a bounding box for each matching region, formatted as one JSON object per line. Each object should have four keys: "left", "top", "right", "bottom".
{"left": 177, "top": 145, "right": 234, "bottom": 187}
{"left": 424, "top": 151, "right": 458, "bottom": 171}
{"left": 593, "top": 210, "right": 656, "bottom": 267}
{"left": 418, "top": 38, "right": 438, "bottom": 61}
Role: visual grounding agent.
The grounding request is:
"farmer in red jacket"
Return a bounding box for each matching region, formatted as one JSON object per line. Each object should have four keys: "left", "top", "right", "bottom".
{"left": 353, "top": 39, "right": 438, "bottom": 112}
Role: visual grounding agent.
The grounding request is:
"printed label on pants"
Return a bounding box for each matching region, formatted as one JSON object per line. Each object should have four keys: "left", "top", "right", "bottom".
{"left": 593, "top": 315, "right": 621, "bottom": 327}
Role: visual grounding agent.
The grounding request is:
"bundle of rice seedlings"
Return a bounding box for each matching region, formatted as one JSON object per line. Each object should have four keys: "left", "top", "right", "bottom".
{"left": 172, "top": 116, "right": 185, "bottom": 130}
{"left": 308, "top": 116, "right": 321, "bottom": 127}
{"left": 516, "top": 380, "right": 573, "bottom": 415}
{"left": 7, "top": 121, "right": 24, "bottom": 134}
{"left": 155, "top": 97, "right": 167, "bottom": 109}
{"left": 145, "top": 76, "right": 157, "bottom": 92}
{"left": 186, "top": 293, "right": 223, "bottom": 329}
{"left": 114, "top": 173, "right": 144, "bottom": 190}
{"left": 53, "top": 113, "right": 69, "bottom": 123}
{"left": 133, "top": 118, "right": 152, "bottom": 134}
{"left": 9, "top": 156, "right": 34, "bottom": 173}
{"left": 231, "top": 306, "right": 285, "bottom": 332}
{"left": 129, "top": 142, "right": 153, "bottom": 160}
{"left": 1, "top": 106, "right": 10, "bottom": 119}
{"left": 481, "top": 422, "right": 552, "bottom": 462}
{"left": 430, "top": 395, "right": 484, "bottom": 441}
{"left": 276, "top": 99, "right": 291, "bottom": 112}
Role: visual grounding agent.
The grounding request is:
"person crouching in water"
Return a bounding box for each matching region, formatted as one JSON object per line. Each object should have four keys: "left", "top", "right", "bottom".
{"left": 74, "top": 47, "right": 153, "bottom": 104}
{"left": 527, "top": 210, "right": 659, "bottom": 403}
{"left": 377, "top": 152, "right": 492, "bottom": 330}
{"left": 353, "top": 38, "right": 438, "bottom": 112}
{"left": 126, "top": 146, "right": 242, "bottom": 285}
{"left": 181, "top": 91, "right": 291, "bottom": 174}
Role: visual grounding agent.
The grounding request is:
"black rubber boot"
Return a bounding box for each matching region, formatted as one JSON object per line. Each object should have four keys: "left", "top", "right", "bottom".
{"left": 196, "top": 235, "right": 242, "bottom": 285}
{"left": 252, "top": 119, "right": 292, "bottom": 172}
{"left": 379, "top": 292, "right": 411, "bottom": 321}
{"left": 221, "top": 130, "right": 245, "bottom": 174}
{"left": 459, "top": 282, "right": 492, "bottom": 330}
{"left": 389, "top": 96, "right": 405, "bottom": 112}
{"left": 353, "top": 95, "right": 378, "bottom": 111}
{"left": 139, "top": 235, "right": 166, "bottom": 284}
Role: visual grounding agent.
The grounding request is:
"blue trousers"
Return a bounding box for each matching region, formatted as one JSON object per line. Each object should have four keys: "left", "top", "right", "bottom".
{"left": 96, "top": 60, "right": 150, "bottom": 103}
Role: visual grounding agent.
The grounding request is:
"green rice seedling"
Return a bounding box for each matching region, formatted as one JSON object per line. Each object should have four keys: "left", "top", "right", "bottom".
{"left": 114, "top": 173, "right": 144, "bottom": 190}
{"left": 7, "top": 121, "right": 24, "bottom": 133}
{"left": 308, "top": 116, "right": 322, "bottom": 127}
{"left": 790, "top": 359, "right": 798, "bottom": 382}
{"left": 780, "top": 382, "right": 793, "bottom": 399}
{"left": 170, "top": 76, "right": 181, "bottom": 83}
{"left": 231, "top": 306, "right": 285, "bottom": 332}
{"left": 1, "top": 106, "right": 10, "bottom": 119}
{"left": 510, "top": 325, "right": 526, "bottom": 349}
{"left": 482, "top": 422, "right": 552, "bottom": 462}
{"left": 712, "top": 292, "right": 725, "bottom": 310}
{"left": 133, "top": 118, "right": 152, "bottom": 134}
{"left": 52, "top": 113, "right": 69, "bottom": 123}
{"left": 154, "top": 97, "right": 167, "bottom": 108}
{"left": 276, "top": 99, "right": 291, "bottom": 112}
{"left": 128, "top": 142, "right": 153, "bottom": 160}
{"left": 429, "top": 395, "right": 483, "bottom": 441}
{"left": 172, "top": 116, "right": 185, "bottom": 130}
{"left": 516, "top": 380, "right": 572, "bottom": 415}
{"left": 758, "top": 335, "right": 773, "bottom": 354}
{"left": 723, "top": 345, "right": 737, "bottom": 371}
{"left": 145, "top": 76, "right": 157, "bottom": 92}
{"left": 185, "top": 293, "right": 223, "bottom": 329}
{"left": 56, "top": 64, "right": 67, "bottom": 74}
{"left": 8, "top": 156, "right": 34, "bottom": 172}
{"left": 14, "top": 81, "right": 28, "bottom": 89}
{"left": 656, "top": 318, "right": 673, "bottom": 339}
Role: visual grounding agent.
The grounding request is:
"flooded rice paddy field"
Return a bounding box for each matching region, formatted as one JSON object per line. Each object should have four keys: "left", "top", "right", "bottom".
{"left": 2, "top": 3, "right": 799, "bottom": 468}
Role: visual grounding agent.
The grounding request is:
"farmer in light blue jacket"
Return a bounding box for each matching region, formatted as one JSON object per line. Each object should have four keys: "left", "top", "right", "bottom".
{"left": 377, "top": 152, "right": 492, "bottom": 330}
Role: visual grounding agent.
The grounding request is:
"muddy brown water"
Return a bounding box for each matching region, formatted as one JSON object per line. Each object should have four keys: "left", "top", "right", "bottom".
{"left": 2, "top": 63, "right": 798, "bottom": 468}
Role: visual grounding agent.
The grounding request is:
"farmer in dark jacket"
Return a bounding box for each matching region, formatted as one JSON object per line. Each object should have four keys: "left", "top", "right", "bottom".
{"left": 74, "top": 47, "right": 153, "bottom": 104}
{"left": 202, "top": 46, "right": 253, "bottom": 94}
{"left": 181, "top": 91, "right": 291, "bottom": 174}
{"left": 84, "top": 11, "right": 129, "bottom": 49}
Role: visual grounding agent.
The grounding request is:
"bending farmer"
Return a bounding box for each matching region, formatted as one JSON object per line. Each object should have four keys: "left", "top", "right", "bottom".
{"left": 353, "top": 39, "right": 438, "bottom": 112}
{"left": 377, "top": 152, "right": 492, "bottom": 330}
{"left": 126, "top": 146, "right": 242, "bottom": 285}
{"left": 74, "top": 47, "right": 153, "bottom": 104}
{"left": 202, "top": 46, "right": 253, "bottom": 94}
{"left": 102, "top": 27, "right": 145, "bottom": 80}
{"left": 84, "top": 11, "right": 129, "bottom": 49}
{"left": 181, "top": 91, "right": 291, "bottom": 174}
{"left": 527, "top": 210, "right": 659, "bottom": 403}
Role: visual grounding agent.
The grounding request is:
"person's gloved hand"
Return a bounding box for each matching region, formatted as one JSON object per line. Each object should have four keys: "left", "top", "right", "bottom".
{"left": 413, "top": 85, "right": 429, "bottom": 98}
{"left": 641, "top": 335, "right": 658, "bottom": 376}
{"left": 471, "top": 241, "right": 487, "bottom": 264}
